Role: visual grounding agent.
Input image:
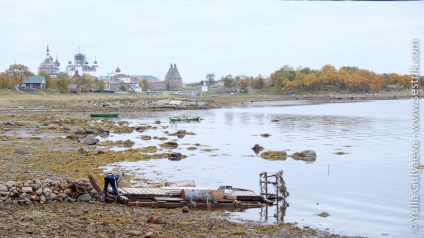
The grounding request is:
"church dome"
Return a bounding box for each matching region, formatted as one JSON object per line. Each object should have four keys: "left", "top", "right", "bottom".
{"left": 115, "top": 67, "right": 121, "bottom": 73}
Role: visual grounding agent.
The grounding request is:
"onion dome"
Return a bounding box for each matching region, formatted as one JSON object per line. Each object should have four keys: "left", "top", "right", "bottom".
{"left": 68, "top": 60, "right": 72, "bottom": 65}
{"left": 115, "top": 67, "right": 121, "bottom": 73}
{"left": 55, "top": 56, "right": 60, "bottom": 66}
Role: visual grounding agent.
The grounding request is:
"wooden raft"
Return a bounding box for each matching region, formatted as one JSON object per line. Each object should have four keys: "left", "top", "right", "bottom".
{"left": 88, "top": 174, "right": 266, "bottom": 208}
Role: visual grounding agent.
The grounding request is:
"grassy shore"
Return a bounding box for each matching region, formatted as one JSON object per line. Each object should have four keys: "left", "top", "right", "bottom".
{"left": 0, "top": 89, "right": 415, "bottom": 109}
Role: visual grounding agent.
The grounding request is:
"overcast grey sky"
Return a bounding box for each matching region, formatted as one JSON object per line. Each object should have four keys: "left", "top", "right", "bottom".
{"left": 1, "top": 0, "right": 423, "bottom": 82}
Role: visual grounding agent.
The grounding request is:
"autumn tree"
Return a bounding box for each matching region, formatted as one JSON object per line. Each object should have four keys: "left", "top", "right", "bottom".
{"left": 237, "top": 78, "right": 250, "bottom": 92}
{"left": 282, "top": 80, "right": 299, "bottom": 94}
{"left": 93, "top": 78, "right": 105, "bottom": 91}
{"left": 303, "top": 73, "right": 319, "bottom": 90}
{"left": 2, "top": 64, "right": 34, "bottom": 88}
{"left": 76, "top": 74, "right": 95, "bottom": 92}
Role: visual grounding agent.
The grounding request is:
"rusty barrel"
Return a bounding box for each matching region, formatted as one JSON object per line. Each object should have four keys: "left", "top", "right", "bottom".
{"left": 180, "top": 189, "right": 213, "bottom": 202}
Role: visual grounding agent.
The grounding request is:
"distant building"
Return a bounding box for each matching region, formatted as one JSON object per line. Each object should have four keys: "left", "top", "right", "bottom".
{"left": 215, "top": 88, "right": 238, "bottom": 95}
{"left": 69, "top": 84, "right": 81, "bottom": 93}
{"left": 66, "top": 50, "right": 99, "bottom": 77}
{"left": 23, "top": 76, "right": 46, "bottom": 90}
{"left": 386, "top": 83, "right": 404, "bottom": 90}
{"left": 38, "top": 45, "right": 60, "bottom": 77}
{"left": 148, "top": 63, "right": 183, "bottom": 91}
{"left": 201, "top": 81, "right": 208, "bottom": 92}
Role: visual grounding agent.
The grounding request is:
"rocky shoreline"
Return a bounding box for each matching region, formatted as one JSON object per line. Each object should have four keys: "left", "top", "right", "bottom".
{"left": 0, "top": 91, "right": 405, "bottom": 237}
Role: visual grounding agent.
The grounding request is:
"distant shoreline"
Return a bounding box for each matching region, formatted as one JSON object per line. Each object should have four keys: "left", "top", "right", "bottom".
{"left": 0, "top": 90, "right": 419, "bottom": 112}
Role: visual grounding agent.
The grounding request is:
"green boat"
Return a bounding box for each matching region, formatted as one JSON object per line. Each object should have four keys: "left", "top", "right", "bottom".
{"left": 90, "top": 113, "right": 119, "bottom": 118}
{"left": 169, "top": 116, "right": 202, "bottom": 122}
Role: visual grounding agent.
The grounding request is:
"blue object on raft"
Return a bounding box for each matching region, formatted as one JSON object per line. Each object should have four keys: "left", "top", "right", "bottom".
{"left": 180, "top": 189, "right": 212, "bottom": 202}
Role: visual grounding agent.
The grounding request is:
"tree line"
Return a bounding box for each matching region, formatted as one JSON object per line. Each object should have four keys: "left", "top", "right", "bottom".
{"left": 1, "top": 63, "right": 422, "bottom": 94}
{"left": 0, "top": 64, "right": 105, "bottom": 93}
{"left": 207, "top": 64, "right": 423, "bottom": 94}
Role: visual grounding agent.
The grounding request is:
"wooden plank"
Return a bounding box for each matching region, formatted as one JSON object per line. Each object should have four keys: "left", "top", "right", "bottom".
{"left": 233, "top": 191, "right": 259, "bottom": 196}
{"left": 87, "top": 173, "right": 102, "bottom": 194}
{"left": 128, "top": 188, "right": 142, "bottom": 194}
{"left": 154, "top": 197, "right": 184, "bottom": 202}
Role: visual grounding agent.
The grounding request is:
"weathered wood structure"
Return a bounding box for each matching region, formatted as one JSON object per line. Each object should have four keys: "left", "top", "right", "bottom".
{"left": 88, "top": 171, "right": 289, "bottom": 210}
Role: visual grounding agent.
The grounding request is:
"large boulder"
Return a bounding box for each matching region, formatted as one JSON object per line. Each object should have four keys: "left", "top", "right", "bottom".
{"left": 160, "top": 141, "right": 178, "bottom": 149}
{"left": 291, "top": 150, "right": 317, "bottom": 162}
{"left": 84, "top": 135, "right": 98, "bottom": 145}
{"left": 252, "top": 144, "right": 264, "bottom": 154}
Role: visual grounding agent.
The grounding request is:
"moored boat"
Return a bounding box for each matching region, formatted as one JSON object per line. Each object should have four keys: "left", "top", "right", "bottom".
{"left": 169, "top": 116, "right": 202, "bottom": 122}
{"left": 90, "top": 113, "right": 119, "bottom": 118}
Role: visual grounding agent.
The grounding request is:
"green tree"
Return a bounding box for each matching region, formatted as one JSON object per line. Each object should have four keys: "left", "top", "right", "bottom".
{"left": 55, "top": 72, "right": 70, "bottom": 93}
{"left": 141, "top": 78, "right": 149, "bottom": 91}
{"left": 222, "top": 75, "right": 235, "bottom": 88}
{"left": 38, "top": 71, "right": 53, "bottom": 89}
{"left": 251, "top": 75, "right": 266, "bottom": 90}
{"left": 206, "top": 73, "right": 215, "bottom": 85}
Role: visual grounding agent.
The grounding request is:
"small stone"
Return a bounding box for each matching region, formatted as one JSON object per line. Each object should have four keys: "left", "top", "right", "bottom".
{"left": 316, "top": 212, "right": 330, "bottom": 218}
{"left": 126, "top": 230, "right": 143, "bottom": 236}
{"left": 21, "top": 187, "right": 33, "bottom": 193}
{"left": 182, "top": 206, "right": 190, "bottom": 213}
{"left": 35, "top": 188, "right": 43, "bottom": 196}
{"left": 97, "top": 148, "right": 109, "bottom": 154}
{"left": 144, "top": 231, "right": 155, "bottom": 238}
{"left": 0, "top": 184, "right": 8, "bottom": 192}
{"left": 77, "top": 194, "right": 91, "bottom": 202}
{"left": 78, "top": 146, "right": 90, "bottom": 154}
{"left": 147, "top": 216, "right": 159, "bottom": 224}
{"left": 43, "top": 188, "right": 52, "bottom": 198}
{"left": 15, "top": 148, "right": 29, "bottom": 155}
{"left": 5, "top": 181, "right": 15, "bottom": 188}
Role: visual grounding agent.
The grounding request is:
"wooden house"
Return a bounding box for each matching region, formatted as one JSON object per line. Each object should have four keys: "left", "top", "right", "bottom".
{"left": 23, "top": 76, "right": 46, "bottom": 90}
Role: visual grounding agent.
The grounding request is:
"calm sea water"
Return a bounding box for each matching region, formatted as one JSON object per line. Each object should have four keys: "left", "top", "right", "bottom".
{"left": 102, "top": 99, "right": 423, "bottom": 238}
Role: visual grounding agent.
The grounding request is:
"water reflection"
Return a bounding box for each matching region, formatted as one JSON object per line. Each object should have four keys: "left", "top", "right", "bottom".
{"left": 100, "top": 99, "right": 423, "bottom": 238}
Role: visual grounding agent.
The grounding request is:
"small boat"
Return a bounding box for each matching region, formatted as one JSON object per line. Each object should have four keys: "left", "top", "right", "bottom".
{"left": 90, "top": 113, "right": 119, "bottom": 118}
{"left": 169, "top": 116, "right": 202, "bottom": 122}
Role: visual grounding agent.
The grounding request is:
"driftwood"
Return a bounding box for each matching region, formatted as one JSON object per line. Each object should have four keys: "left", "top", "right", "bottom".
{"left": 87, "top": 173, "right": 128, "bottom": 204}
